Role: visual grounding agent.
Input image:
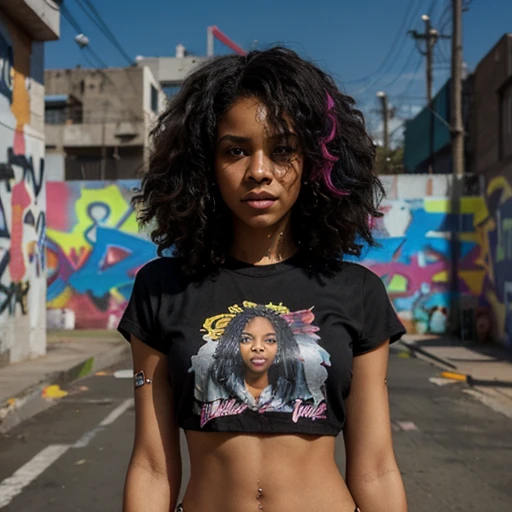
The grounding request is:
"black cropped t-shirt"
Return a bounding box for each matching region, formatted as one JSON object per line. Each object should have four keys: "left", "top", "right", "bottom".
{"left": 118, "top": 254, "right": 405, "bottom": 436}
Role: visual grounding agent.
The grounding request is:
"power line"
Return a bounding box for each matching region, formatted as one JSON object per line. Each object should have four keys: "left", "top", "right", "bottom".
{"left": 393, "top": 56, "right": 424, "bottom": 99}
{"left": 60, "top": 4, "right": 107, "bottom": 67}
{"left": 345, "top": 0, "right": 424, "bottom": 84}
{"left": 57, "top": 5, "right": 142, "bottom": 122}
{"left": 43, "top": 0, "right": 62, "bottom": 11}
{"left": 73, "top": 0, "right": 133, "bottom": 66}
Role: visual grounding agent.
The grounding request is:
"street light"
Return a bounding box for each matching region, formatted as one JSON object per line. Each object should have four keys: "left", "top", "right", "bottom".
{"left": 75, "top": 34, "right": 89, "bottom": 48}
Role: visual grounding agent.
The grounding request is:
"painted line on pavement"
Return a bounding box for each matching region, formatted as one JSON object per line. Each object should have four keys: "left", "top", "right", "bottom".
{"left": 391, "top": 420, "right": 420, "bottom": 432}
{"left": 429, "top": 377, "right": 459, "bottom": 387}
{"left": 463, "top": 389, "right": 512, "bottom": 420}
{"left": 0, "top": 445, "right": 70, "bottom": 508}
{"left": 73, "top": 398, "right": 134, "bottom": 448}
{"left": 0, "top": 399, "right": 134, "bottom": 508}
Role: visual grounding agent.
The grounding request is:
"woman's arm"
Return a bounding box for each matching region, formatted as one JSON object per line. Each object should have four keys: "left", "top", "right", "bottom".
{"left": 343, "top": 341, "right": 407, "bottom": 512}
{"left": 123, "top": 336, "right": 182, "bottom": 512}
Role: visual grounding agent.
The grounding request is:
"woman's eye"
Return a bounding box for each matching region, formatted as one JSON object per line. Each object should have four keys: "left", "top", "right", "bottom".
{"left": 273, "top": 145, "right": 295, "bottom": 157}
{"left": 228, "top": 147, "right": 245, "bottom": 157}
{"left": 240, "top": 336, "right": 251, "bottom": 344}
{"left": 265, "top": 338, "right": 277, "bottom": 344}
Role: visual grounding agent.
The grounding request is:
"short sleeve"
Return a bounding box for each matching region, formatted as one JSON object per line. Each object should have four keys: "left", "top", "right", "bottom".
{"left": 354, "top": 268, "right": 406, "bottom": 356}
{"left": 117, "top": 264, "right": 167, "bottom": 354}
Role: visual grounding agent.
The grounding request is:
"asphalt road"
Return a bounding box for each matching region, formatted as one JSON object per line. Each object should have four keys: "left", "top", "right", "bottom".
{"left": 0, "top": 347, "right": 511, "bottom": 512}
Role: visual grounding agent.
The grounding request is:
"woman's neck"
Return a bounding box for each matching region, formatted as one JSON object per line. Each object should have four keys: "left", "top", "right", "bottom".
{"left": 230, "top": 217, "right": 298, "bottom": 265}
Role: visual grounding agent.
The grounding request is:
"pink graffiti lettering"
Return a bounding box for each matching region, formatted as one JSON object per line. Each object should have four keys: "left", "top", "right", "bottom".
{"left": 200, "top": 399, "right": 248, "bottom": 427}
{"left": 292, "top": 400, "right": 327, "bottom": 423}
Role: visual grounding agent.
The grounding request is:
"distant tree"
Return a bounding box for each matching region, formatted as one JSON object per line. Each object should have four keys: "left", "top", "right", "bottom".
{"left": 374, "top": 145, "right": 404, "bottom": 175}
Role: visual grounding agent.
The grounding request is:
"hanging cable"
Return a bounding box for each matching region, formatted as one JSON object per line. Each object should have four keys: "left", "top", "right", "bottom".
{"left": 345, "top": 0, "right": 423, "bottom": 84}
{"left": 73, "top": 0, "right": 133, "bottom": 66}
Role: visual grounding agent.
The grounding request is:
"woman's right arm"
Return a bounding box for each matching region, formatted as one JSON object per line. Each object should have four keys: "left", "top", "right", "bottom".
{"left": 123, "top": 336, "right": 182, "bottom": 512}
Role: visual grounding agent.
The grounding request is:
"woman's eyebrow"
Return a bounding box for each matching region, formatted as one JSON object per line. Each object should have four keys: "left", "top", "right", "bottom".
{"left": 217, "top": 134, "right": 251, "bottom": 144}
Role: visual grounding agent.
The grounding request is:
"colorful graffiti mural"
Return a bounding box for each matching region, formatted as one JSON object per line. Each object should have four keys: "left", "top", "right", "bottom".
{"left": 357, "top": 196, "right": 488, "bottom": 338}
{"left": 45, "top": 174, "right": 512, "bottom": 350}
{"left": 0, "top": 17, "right": 46, "bottom": 364}
{"left": 46, "top": 181, "right": 157, "bottom": 329}
{"left": 479, "top": 176, "right": 512, "bottom": 348}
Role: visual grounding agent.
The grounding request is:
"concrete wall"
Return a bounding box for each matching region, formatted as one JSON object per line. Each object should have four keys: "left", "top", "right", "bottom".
{"left": 45, "top": 67, "right": 146, "bottom": 125}
{"left": 0, "top": 13, "right": 47, "bottom": 366}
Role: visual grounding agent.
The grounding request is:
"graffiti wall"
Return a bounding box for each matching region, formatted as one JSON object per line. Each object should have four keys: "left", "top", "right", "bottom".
{"left": 0, "top": 17, "right": 46, "bottom": 365}
{"left": 481, "top": 176, "right": 512, "bottom": 348}
{"left": 46, "top": 181, "right": 156, "bottom": 329}
{"left": 359, "top": 195, "right": 487, "bottom": 337}
{"left": 45, "top": 174, "right": 511, "bottom": 349}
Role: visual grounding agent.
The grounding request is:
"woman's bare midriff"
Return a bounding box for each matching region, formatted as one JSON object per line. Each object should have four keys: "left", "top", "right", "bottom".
{"left": 182, "top": 431, "right": 357, "bottom": 512}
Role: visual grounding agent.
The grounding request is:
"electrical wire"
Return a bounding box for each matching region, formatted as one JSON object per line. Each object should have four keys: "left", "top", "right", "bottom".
{"left": 73, "top": 0, "right": 133, "bottom": 66}
{"left": 43, "top": 0, "right": 62, "bottom": 11}
{"left": 380, "top": 45, "right": 419, "bottom": 89}
{"left": 393, "top": 55, "right": 424, "bottom": 99}
{"left": 344, "top": 0, "right": 423, "bottom": 84}
{"left": 58, "top": 4, "right": 142, "bottom": 122}
{"left": 60, "top": 4, "right": 107, "bottom": 68}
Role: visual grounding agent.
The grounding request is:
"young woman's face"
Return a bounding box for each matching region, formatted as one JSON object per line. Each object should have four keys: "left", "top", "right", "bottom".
{"left": 239, "top": 317, "right": 278, "bottom": 377}
{"left": 215, "top": 97, "right": 303, "bottom": 231}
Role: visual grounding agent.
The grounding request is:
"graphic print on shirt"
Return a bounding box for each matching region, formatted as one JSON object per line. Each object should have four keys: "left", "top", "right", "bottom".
{"left": 188, "top": 302, "right": 331, "bottom": 427}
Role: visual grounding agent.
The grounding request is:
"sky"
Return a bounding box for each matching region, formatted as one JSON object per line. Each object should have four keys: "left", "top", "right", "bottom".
{"left": 45, "top": 0, "right": 512, "bottom": 142}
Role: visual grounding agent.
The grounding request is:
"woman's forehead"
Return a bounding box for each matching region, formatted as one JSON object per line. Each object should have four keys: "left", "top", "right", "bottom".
{"left": 245, "top": 316, "right": 275, "bottom": 329}
{"left": 218, "top": 97, "right": 295, "bottom": 136}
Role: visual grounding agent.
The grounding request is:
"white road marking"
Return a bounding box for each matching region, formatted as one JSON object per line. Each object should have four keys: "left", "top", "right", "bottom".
{"left": 0, "top": 399, "right": 134, "bottom": 508}
{"left": 0, "top": 445, "right": 70, "bottom": 508}
{"left": 395, "top": 421, "right": 419, "bottom": 431}
{"left": 100, "top": 399, "right": 133, "bottom": 426}
{"left": 463, "top": 388, "right": 512, "bottom": 420}
{"left": 114, "top": 369, "right": 133, "bottom": 379}
{"left": 73, "top": 398, "right": 134, "bottom": 448}
{"left": 429, "top": 377, "right": 458, "bottom": 387}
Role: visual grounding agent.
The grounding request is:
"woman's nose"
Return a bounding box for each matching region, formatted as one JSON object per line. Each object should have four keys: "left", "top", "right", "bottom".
{"left": 245, "top": 151, "right": 273, "bottom": 183}
{"left": 251, "top": 341, "right": 265, "bottom": 352}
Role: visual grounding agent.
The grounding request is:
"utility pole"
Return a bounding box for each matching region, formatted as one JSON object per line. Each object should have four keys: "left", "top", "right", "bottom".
{"left": 409, "top": 15, "right": 440, "bottom": 173}
{"left": 376, "top": 91, "right": 390, "bottom": 173}
{"left": 451, "top": 0, "right": 465, "bottom": 177}
{"left": 449, "top": 0, "right": 465, "bottom": 338}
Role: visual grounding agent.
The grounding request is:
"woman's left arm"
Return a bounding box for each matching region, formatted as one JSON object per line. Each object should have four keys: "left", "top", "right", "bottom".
{"left": 343, "top": 340, "right": 407, "bottom": 512}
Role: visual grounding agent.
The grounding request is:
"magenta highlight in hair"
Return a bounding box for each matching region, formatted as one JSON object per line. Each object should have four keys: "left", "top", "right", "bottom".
{"left": 317, "top": 92, "right": 349, "bottom": 197}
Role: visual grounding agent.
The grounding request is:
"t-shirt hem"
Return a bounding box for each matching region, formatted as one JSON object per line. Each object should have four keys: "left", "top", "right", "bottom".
{"left": 179, "top": 420, "right": 341, "bottom": 436}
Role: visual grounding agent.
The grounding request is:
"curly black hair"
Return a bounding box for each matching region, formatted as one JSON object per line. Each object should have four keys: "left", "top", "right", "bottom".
{"left": 135, "top": 46, "right": 383, "bottom": 275}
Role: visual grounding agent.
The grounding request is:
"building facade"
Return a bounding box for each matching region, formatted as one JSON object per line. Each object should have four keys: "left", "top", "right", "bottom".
{"left": 0, "top": 0, "right": 60, "bottom": 366}
{"left": 471, "top": 34, "right": 512, "bottom": 178}
{"left": 44, "top": 66, "right": 165, "bottom": 181}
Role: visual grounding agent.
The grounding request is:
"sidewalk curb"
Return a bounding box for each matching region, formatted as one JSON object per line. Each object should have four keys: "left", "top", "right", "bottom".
{"left": 399, "top": 340, "right": 512, "bottom": 388}
{"left": 0, "top": 342, "right": 130, "bottom": 434}
{"left": 398, "top": 340, "right": 458, "bottom": 370}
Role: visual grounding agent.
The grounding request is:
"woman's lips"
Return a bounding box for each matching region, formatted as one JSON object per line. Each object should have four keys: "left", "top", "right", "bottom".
{"left": 250, "top": 358, "right": 267, "bottom": 366}
{"left": 244, "top": 199, "right": 276, "bottom": 210}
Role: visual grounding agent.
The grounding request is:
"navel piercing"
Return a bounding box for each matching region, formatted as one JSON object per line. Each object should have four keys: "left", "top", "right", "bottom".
{"left": 134, "top": 370, "right": 152, "bottom": 389}
{"left": 256, "top": 480, "right": 264, "bottom": 510}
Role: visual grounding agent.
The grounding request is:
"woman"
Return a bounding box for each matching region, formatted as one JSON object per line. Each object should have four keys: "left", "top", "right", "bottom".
{"left": 197, "top": 304, "right": 312, "bottom": 415}
{"left": 118, "top": 46, "right": 408, "bottom": 512}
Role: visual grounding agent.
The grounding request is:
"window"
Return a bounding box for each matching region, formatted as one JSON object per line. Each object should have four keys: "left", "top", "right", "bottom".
{"left": 508, "top": 95, "right": 512, "bottom": 136}
{"left": 150, "top": 84, "right": 159, "bottom": 113}
{"left": 45, "top": 107, "right": 66, "bottom": 125}
{"left": 500, "top": 84, "right": 512, "bottom": 159}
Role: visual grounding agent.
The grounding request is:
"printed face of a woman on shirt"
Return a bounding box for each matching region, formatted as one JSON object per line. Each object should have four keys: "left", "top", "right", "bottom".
{"left": 239, "top": 316, "right": 278, "bottom": 383}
